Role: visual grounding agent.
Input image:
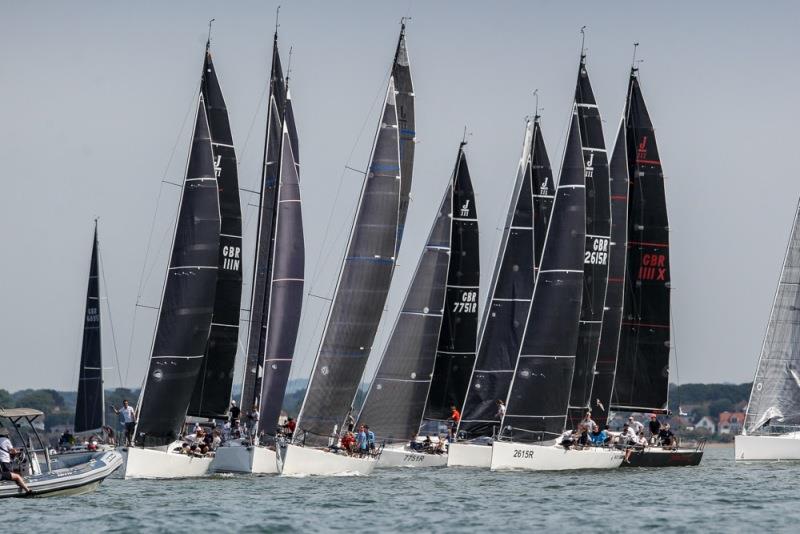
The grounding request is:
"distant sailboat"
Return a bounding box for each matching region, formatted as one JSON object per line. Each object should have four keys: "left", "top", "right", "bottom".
{"left": 213, "top": 27, "right": 304, "bottom": 475}
{"left": 74, "top": 221, "right": 104, "bottom": 435}
{"left": 281, "top": 25, "right": 412, "bottom": 476}
{"left": 120, "top": 41, "right": 227, "bottom": 479}
{"left": 449, "top": 115, "right": 553, "bottom": 468}
{"left": 357, "top": 141, "right": 478, "bottom": 468}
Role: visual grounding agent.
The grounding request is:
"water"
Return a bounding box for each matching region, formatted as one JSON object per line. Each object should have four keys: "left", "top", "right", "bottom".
{"left": 5, "top": 447, "right": 797, "bottom": 532}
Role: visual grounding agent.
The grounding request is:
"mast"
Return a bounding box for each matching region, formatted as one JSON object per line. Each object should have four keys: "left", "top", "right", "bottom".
{"left": 75, "top": 221, "right": 103, "bottom": 433}
{"left": 744, "top": 199, "right": 800, "bottom": 433}
{"left": 458, "top": 117, "right": 553, "bottom": 438}
{"left": 294, "top": 74, "right": 401, "bottom": 447}
{"left": 610, "top": 68, "right": 672, "bottom": 414}
{"left": 187, "top": 41, "right": 244, "bottom": 419}
{"left": 134, "top": 79, "right": 221, "bottom": 448}
{"left": 500, "top": 109, "right": 586, "bottom": 442}
{"left": 566, "top": 51, "right": 612, "bottom": 429}
{"left": 393, "top": 20, "right": 415, "bottom": 253}
{"left": 422, "top": 143, "right": 480, "bottom": 424}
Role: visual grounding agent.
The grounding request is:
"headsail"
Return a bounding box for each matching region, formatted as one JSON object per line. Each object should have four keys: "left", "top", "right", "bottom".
{"left": 458, "top": 118, "right": 553, "bottom": 438}
{"left": 611, "top": 71, "right": 671, "bottom": 413}
{"left": 500, "top": 110, "right": 586, "bottom": 442}
{"left": 240, "top": 32, "right": 304, "bottom": 437}
{"left": 74, "top": 222, "right": 103, "bottom": 433}
{"left": 590, "top": 118, "right": 629, "bottom": 427}
{"left": 393, "top": 22, "right": 415, "bottom": 252}
{"left": 294, "top": 77, "right": 401, "bottom": 447}
{"left": 744, "top": 200, "right": 800, "bottom": 433}
{"left": 187, "top": 46, "right": 243, "bottom": 419}
{"left": 135, "top": 90, "right": 221, "bottom": 448}
{"left": 421, "top": 146, "right": 479, "bottom": 424}
{"left": 357, "top": 146, "right": 467, "bottom": 440}
{"left": 567, "top": 55, "right": 612, "bottom": 429}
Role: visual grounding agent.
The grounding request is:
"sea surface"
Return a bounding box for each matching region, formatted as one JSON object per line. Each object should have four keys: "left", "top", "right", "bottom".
{"left": 5, "top": 446, "right": 796, "bottom": 532}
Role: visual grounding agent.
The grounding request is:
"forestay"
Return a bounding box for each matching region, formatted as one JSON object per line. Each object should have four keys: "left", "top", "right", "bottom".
{"left": 75, "top": 223, "right": 103, "bottom": 433}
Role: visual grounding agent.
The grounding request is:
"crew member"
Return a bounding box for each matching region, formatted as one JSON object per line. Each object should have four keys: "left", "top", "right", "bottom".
{"left": 113, "top": 399, "right": 136, "bottom": 446}
{"left": 0, "top": 428, "right": 31, "bottom": 494}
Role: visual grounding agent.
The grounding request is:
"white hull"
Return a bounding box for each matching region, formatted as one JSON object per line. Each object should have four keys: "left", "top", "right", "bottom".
{"left": 279, "top": 444, "right": 377, "bottom": 476}
{"left": 117, "top": 444, "right": 212, "bottom": 479}
{"left": 491, "top": 441, "right": 624, "bottom": 471}
{"left": 211, "top": 444, "right": 278, "bottom": 474}
{"left": 376, "top": 446, "right": 448, "bottom": 468}
{"left": 446, "top": 442, "right": 493, "bottom": 468}
{"left": 735, "top": 432, "right": 800, "bottom": 461}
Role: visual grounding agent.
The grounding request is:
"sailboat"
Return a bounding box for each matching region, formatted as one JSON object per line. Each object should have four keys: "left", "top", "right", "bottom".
{"left": 448, "top": 115, "right": 554, "bottom": 468}
{"left": 280, "top": 25, "right": 412, "bottom": 476}
{"left": 603, "top": 65, "right": 703, "bottom": 468}
{"left": 490, "top": 105, "right": 623, "bottom": 471}
{"left": 213, "top": 27, "right": 304, "bottom": 475}
{"left": 357, "top": 141, "right": 478, "bottom": 468}
{"left": 736, "top": 199, "right": 800, "bottom": 460}
{"left": 119, "top": 42, "right": 231, "bottom": 479}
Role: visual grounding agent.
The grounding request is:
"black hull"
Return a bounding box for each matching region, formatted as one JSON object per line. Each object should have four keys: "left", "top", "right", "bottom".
{"left": 622, "top": 448, "right": 703, "bottom": 467}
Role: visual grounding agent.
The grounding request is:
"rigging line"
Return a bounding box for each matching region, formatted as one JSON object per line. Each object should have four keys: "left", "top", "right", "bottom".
{"left": 237, "top": 78, "right": 269, "bottom": 168}
{"left": 98, "top": 244, "right": 124, "bottom": 389}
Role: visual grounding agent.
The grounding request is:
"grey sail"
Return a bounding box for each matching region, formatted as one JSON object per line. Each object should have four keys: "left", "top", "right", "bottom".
{"left": 500, "top": 110, "right": 586, "bottom": 442}
{"left": 294, "top": 78, "right": 400, "bottom": 447}
{"left": 135, "top": 91, "right": 221, "bottom": 448}
{"left": 357, "top": 166, "right": 454, "bottom": 441}
{"left": 393, "top": 23, "right": 415, "bottom": 253}
{"left": 744, "top": 200, "right": 800, "bottom": 433}
{"left": 458, "top": 118, "right": 553, "bottom": 438}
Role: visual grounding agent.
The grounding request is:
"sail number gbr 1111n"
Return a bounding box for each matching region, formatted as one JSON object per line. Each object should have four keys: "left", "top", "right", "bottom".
{"left": 585, "top": 237, "right": 609, "bottom": 266}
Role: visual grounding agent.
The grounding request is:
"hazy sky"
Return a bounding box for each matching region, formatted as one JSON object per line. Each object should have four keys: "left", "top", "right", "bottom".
{"left": 3, "top": 0, "right": 799, "bottom": 392}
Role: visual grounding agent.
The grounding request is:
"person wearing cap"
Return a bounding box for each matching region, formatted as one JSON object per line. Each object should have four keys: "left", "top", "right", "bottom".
{"left": 229, "top": 400, "right": 241, "bottom": 427}
{"left": 628, "top": 416, "right": 644, "bottom": 434}
{"left": 113, "top": 399, "right": 136, "bottom": 446}
{"left": 658, "top": 424, "right": 676, "bottom": 448}
{"left": 648, "top": 414, "right": 662, "bottom": 437}
{"left": 0, "top": 427, "right": 31, "bottom": 494}
{"left": 618, "top": 423, "right": 637, "bottom": 463}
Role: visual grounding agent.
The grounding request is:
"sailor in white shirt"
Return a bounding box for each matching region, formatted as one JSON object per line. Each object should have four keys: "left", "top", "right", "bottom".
{"left": 113, "top": 399, "right": 137, "bottom": 446}
{"left": 0, "top": 427, "right": 30, "bottom": 494}
{"left": 628, "top": 416, "right": 644, "bottom": 434}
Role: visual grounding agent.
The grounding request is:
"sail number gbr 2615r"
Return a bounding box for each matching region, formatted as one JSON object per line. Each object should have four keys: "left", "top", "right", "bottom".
{"left": 513, "top": 449, "right": 534, "bottom": 459}
{"left": 452, "top": 290, "right": 477, "bottom": 314}
{"left": 585, "top": 237, "right": 609, "bottom": 266}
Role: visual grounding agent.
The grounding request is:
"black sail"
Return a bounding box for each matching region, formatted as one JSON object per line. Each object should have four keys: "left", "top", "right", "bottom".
{"left": 567, "top": 56, "right": 612, "bottom": 429}
{"left": 422, "top": 148, "right": 479, "bottom": 423}
{"left": 75, "top": 223, "right": 103, "bottom": 433}
{"left": 393, "top": 23, "right": 415, "bottom": 253}
{"left": 135, "top": 92, "right": 221, "bottom": 447}
{"left": 458, "top": 119, "right": 553, "bottom": 438}
{"left": 357, "top": 154, "right": 456, "bottom": 440}
{"left": 501, "top": 110, "right": 586, "bottom": 442}
{"left": 188, "top": 49, "right": 243, "bottom": 419}
{"left": 241, "top": 35, "right": 286, "bottom": 413}
{"left": 611, "top": 71, "right": 671, "bottom": 413}
{"left": 590, "top": 118, "right": 629, "bottom": 427}
{"left": 295, "top": 78, "right": 400, "bottom": 446}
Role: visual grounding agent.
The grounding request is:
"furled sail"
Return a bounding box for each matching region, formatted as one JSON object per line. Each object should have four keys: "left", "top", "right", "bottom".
{"left": 188, "top": 47, "right": 243, "bottom": 419}
{"left": 74, "top": 222, "right": 103, "bottom": 433}
{"left": 458, "top": 118, "right": 553, "bottom": 438}
{"left": 590, "top": 118, "right": 629, "bottom": 427}
{"left": 240, "top": 33, "right": 304, "bottom": 437}
{"left": 500, "top": 110, "right": 586, "bottom": 442}
{"left": 567, "top": 55, "right": 612, "bottom": 429}
{"left": 422, "top": 147, "right": 479, "bottom": 424}
{"left": 611, "top": 71, "right": 671, "bottom": 413}
{"left": 135, "top": 91, "right": 221, "bottom": 448}
{"left": 393, "top": 22, "right": 415, "bottom": 252}
{"left": 356, "top": 147, "right": 466, "bottom": 440}
{"left": 295, "top": 78, "right": 401, "bottom": 447}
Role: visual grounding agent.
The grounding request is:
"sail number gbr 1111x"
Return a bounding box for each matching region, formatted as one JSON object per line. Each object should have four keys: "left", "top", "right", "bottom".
{"left": 585, "top": 237, "right": 609, "bottom": 265}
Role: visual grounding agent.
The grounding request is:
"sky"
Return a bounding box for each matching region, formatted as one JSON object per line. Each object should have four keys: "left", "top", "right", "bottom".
{"left": 2, "top": 0, "right": 799, "bottom": 392}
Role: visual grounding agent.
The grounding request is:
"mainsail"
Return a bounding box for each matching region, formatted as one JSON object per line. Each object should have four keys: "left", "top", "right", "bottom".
{"left": 240, "top": 33, "right": 304, "bottom": 437}
{"left": 187, "top": 46, "right": 243, "bottom": 419}
{"left": 590, "top": 118, "right": 629, "bottom": 426}
{"left": 611, "top": 70, "right": 671, "bottom": 413}
{"left": 393, "top": 22, "right": 415, "bottom": 252}
{"left": 295, "top": 77, "right": 401, "bottom": 447}
{"left": 422, "top": 146, "right": 479, "bottom": 424}
{"left": 135, "top": 86, "right": 221, "bottom": 448}
{"left": 357, "top": 145, "right": 472, "bottom": 440}
{"left": 500, "top": 110, "right": 586, "bottom": 442}
{"left": 744, "top": 200, "right": 800, "bottom": 433}
{"left": 74, "top": 222, "right": 103, "bottom": 433}
{"left": 458, "top": 117, "right": 553, "bottom": 438}
{"left": 567, "top": 54, "right": 612, "bottom": 429}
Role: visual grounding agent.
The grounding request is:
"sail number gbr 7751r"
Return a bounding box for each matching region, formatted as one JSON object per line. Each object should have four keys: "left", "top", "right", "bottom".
{"left": 452, "top": 290, "right": 478, "bottom": 314}
{"left": 585, "top": 236, "right": 609, "bottom": 265}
